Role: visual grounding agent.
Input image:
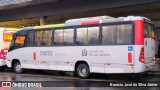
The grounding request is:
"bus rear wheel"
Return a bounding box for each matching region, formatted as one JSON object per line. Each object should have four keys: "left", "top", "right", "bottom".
{"left": 13, "top": 62, "right": 23, "bottom": 74}
{"left": 77, "top": 63, "right": 90, "bottom": 79}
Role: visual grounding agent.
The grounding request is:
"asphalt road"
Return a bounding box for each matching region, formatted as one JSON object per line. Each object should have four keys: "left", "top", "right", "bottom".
{"left": 0, "top": 60, "right": 160, "bottom": 90}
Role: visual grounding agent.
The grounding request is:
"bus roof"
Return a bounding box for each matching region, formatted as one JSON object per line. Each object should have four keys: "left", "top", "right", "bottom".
{"left": 64, "top": 16, "right": 151, "bottom": 27}
{"left": 19, "top": 15, "right": 152, "bottom": 31}
{"left": 20, "top": 23, "right": 64, "bottom": 31}
{"left": 34, "top": 23, "right": 64, "bottom": 29}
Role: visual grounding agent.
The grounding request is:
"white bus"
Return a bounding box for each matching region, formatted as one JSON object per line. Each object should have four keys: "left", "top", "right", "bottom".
{"left": 6, "top": 16, "right": 155, "bottom": 78}
{"left": 0, "top": 28, "right": 18, "bottom": 67}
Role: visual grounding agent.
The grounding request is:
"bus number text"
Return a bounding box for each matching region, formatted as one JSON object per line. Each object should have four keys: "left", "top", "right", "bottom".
{"left": 40, "top": 51, "right": 53, "bottom": 56}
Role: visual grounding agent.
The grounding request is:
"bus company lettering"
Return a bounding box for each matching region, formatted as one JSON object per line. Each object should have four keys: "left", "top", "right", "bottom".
{"left": 82, "top": 49, "right": 110, "bottom": 56}
{"left": 82, "top": 49, "right": 88, "bottom": 56}
{"left": 40, "top": 51, "right": 53, "bottom": 56}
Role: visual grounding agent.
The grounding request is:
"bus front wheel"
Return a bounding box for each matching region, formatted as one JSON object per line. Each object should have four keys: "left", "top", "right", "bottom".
{"left": 77, "top": 63, "right": 90, "bottom": 79}
{"left": 13, "top": 62, "right": 23, "bottom": 74}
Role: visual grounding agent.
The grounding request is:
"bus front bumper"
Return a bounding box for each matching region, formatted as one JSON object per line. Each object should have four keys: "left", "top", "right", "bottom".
{"left": 0, "top": 60, "right": 6, "bottom": 66}
{"left": 6, "top": 60, "right": 11, "bottom": 67}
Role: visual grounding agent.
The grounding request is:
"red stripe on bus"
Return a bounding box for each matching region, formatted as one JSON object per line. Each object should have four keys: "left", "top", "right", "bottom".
{"left": 33, "top": 52, "right": 36, "bottom": 60}
{"left": 128, "top": 52, "right": 132, "bottom": 63}
{"left": 133, "top": 20, "right": 144, "bottom": 45}
{"left": 81, "top": 21, "right": 99, "bottom": 25}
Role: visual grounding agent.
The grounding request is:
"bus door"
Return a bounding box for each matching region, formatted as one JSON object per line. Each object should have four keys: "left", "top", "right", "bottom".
{"left": 144, "top": 22, "right": 155, "bottom": 64}
{"left": 24, "top": 31, "right": 39, "bottom": 69}
{"left": 9, "top": 32, "right": 38, "bottom": 69}
{"left": 34, "top": 30, "right": 53, "bottom": 70}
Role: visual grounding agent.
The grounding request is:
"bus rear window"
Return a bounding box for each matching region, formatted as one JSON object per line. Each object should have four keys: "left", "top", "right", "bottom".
{"left": 3, "top": 32, "right": 14, "bottom": 42}
{"left": 144, "top": 22, "right": 154, "bottom": 38}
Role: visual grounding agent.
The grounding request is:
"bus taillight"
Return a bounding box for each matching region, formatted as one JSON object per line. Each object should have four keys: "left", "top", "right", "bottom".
{"left": 139, "top": 47, "right": 145, "bottom": 63}
{"left": 152, "top": 57, "right": 156, "bottom": 61}
{"left": 0, "top": 49, "right": 5, "bottom": 60}
{"left": 148, "top": 36, "right": 154, "bottom": 40}
{"left": 128, "top": 52, "right": 132, "bottom": 63}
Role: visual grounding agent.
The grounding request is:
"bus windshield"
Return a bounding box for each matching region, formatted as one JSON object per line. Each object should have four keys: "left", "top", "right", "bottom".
{"left": 144, "top": 22, "right": 154, "bottom": 39}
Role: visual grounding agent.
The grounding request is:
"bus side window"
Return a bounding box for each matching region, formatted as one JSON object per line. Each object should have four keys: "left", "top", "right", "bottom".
{"left": 102, "top": 25, "right": 116, "bottom": 45}
{"left": 76, "top": 28, "right": 87, "bottom": 45}
{"left": 35, "top": 31, "right": 43, "bottom": 46}
{"left": 87, "top": 27, "right": 99, "bottom": 45}
{"left": 64, "top": 29, "right": 74, "bottom": 45}
{"left": 42, "top": 30, "right": 52, "bottom": 46}
{"left": 27, "top": 31, "right": 34, "bottom": 46}
{"left": 54, "top": 29, "right": 63, "bottom": 45}
{"left": 116, "top": 24, "right": 132, "bottom": 45}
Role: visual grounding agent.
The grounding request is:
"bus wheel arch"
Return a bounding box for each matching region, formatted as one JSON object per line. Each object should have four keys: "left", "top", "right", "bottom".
{"left": 75, "top": 61, "right": 90, "bottom": 79}
{"left": 11, "top": 59, "right": 23, "bottom": 74}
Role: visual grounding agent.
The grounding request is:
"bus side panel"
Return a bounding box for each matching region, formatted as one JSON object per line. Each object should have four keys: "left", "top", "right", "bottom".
{"left": 134, "top": 45, "right": 148, "bottom": 73}
{"left": 7, "top": 48, "right": 39, "bottom": 69}
{"left": 6, "top": 51, "right": 12, "bottom": 67}
{"left": 8, "top": 45, "right": 134, "bottom": 73}
{"left": 133, "top": 20, "right": 146, "bottom": 73}
{"left": 89, "top": 46, "right": 134, "bottom": 73}
{"left": 134, "top": 45, "right": 155, "bottom": 73}
{"left": 36, "top": 47, "right": 74, "bottom": 71}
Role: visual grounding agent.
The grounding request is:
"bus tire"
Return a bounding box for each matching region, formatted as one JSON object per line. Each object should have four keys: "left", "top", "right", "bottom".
{"left": 13, "top": 62, "right": 23, "bottom": 74}
{"left": 77, "top": 63, "right": 90, "bottom": 79}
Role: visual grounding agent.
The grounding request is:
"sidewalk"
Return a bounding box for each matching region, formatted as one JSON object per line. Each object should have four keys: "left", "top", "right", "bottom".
{"left": 146, "top": 59, "right": 160, "bottom": 75}
{"left": 149, "top": 59, "right": 160, "bottom": 71}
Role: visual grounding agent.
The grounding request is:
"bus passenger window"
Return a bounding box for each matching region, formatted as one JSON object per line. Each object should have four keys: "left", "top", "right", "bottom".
{"left": 35, "top": 31, "right": 43, "bottom": 46}
{"left": 27, "top": 31, "right": 34, "bottom": 46}
{"left": 64, "top": 29, "right": 74, "bottom": 45}
{"left": 102, "top": 25, "right": 116, "bottom": 45}
{"left": 116, "top": 24, "right": 132, "bottom": 44}
{"left": 87, "top": 27, "right": 99, "bottom": 45}
{"left": 76, "top": 28, "right": 87, "bottom": 45}
{"left": 54, "top": 30, "right": 63, "bottom": 45}
{"left": 42, "top": 30, "right": 52, "bottom": 46}
{"left": 15, "top": 36, "right": 25, "bottom": 46}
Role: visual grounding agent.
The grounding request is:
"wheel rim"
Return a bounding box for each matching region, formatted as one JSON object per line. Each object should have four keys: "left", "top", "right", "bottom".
{"left": 16, "top": 64, "right": 21, "bottom": 72}
{"left": 79, "top": 67, "right": 87, "bottom": 77}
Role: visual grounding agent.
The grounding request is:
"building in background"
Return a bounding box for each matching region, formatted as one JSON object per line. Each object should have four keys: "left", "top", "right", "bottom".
{"left": 0, "top": 0, "right": 160, "bottom": 54}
